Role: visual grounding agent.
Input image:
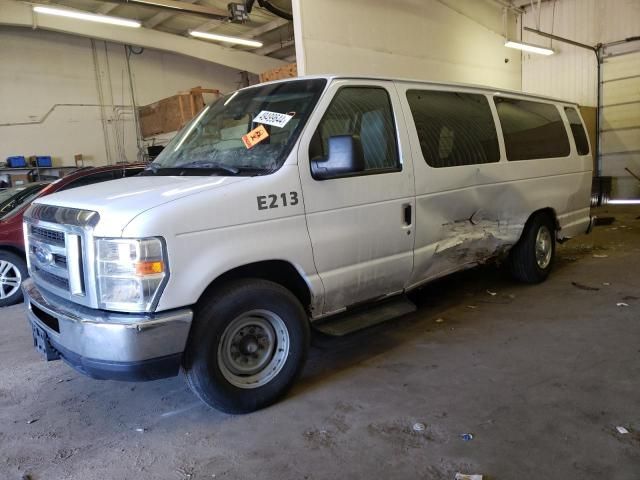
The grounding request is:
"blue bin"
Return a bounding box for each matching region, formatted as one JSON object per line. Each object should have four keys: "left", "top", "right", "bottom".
{"left": 6, "top": 156, "right": 27, "bottom": 168}
{"left": 35, "top": 156, "right": 52, "bottom": 167}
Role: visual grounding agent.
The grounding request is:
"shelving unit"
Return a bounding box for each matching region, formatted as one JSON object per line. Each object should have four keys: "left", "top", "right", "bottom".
{"left": 0, "top": 166, "right": 78, "bottom": 186}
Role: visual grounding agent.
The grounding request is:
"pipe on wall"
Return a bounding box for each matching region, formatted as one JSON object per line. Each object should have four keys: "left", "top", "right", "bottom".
{"left": 0, "top": 104, "right": 133, "bottom": 127}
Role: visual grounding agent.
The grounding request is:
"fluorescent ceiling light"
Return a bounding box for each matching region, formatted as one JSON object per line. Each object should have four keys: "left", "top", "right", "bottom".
{"left": 189, "top": 31, "right": 263, "bottom": 48}
{"left": 33, "top": 6, "right": 141, "bottom": 28}
{"left": 505, "top": 40, "right": 554, "bottom": 56}
{"left": 607, "top": 199, "right": 640, "bottom": 205}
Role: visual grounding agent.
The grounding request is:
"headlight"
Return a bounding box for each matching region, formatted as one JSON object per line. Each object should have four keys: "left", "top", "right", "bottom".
{"left": 95, "top": 237, "right": 168, "bottom": 312}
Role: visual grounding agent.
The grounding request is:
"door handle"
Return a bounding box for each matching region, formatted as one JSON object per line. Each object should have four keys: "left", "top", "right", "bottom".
{"left": 403, "top": 204, "right": 412, "bottom": 226}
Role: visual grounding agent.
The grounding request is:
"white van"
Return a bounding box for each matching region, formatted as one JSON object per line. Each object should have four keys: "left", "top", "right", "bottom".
{"left": 22, "top": 75, "right": 593, "bottom": 413}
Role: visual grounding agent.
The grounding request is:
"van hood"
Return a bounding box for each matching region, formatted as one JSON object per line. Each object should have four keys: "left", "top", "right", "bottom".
{"left": 32, "top": 175, "right": 250, "bottom": 235}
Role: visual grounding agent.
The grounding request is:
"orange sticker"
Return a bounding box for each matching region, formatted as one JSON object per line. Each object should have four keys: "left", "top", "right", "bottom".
{"left": 242, "top": 125, "right": 269, "bottom": 149}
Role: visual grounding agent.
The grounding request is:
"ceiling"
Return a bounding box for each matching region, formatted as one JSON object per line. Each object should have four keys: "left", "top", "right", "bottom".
{"left": 511, "top": 0, "right": 556, "bottom": 8}
{"left": 30, "top": 0, "right": 296, "bottom": 61}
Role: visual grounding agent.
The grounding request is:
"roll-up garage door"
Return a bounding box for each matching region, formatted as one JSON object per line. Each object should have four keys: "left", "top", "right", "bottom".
{"left": 600, "top": 40, "right": 640, "bottom": 198}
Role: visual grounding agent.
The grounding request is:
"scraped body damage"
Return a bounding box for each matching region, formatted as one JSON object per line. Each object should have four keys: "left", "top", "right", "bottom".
{"left": 405, "top": 163, "right": 591, "bottom": 291}
{"left": 435, "top": 216, "right": 520, "bottom": 264}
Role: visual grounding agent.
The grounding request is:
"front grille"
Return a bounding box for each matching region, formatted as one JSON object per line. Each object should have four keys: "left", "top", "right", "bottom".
{"left": 53, "top": 254, "right": 67, "bottom": 268}
{"left": 34, "top": 267, "right": 70, "bottom": 291}
{"left": 31, "top": 226, "right": 65, "bottom": 246}
{"left": 26, "top": 205, "right": 97, "bottom": 306}
{"left": 28, "top": 223, "right": 74, "bottom": 294}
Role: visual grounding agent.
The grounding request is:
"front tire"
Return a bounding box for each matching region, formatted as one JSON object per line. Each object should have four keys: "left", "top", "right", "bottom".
{"left": 183, "top": 279, "right": 310, "bottom": 414}
{"left": 508, "top": 213, "right": 556, "bottom": 284}
{"left": 0, "top": 251, "right": 27, "bottom": 307}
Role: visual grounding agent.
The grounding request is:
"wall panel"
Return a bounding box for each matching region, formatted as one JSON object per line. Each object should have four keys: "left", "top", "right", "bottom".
{"left": 0, "top": 27, "right": 240, "bottom": 167}
{"left": 293, "top": 0, "right": 522, "bottom": 90}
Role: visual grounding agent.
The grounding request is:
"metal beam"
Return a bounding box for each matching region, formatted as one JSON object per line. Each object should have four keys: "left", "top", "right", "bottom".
{"left": 189, "top": 18, "right": 225, "bottom": 33}
{"left": 486, "top": 0, "right": 524, "bottom": 14}
{"left": 96, "top": 3, "right": 120, "bottom": 14}
{"left": 186, "top": 2, "right": 291, "bottom": 36}
{"left": 5, "top": 0, "right": 285, "bottom": 74}
{"left": 524, "top": 27, "right": 597, "bottom": 52}
{"left": 254, "top": 39, "right": 294, "bottom": 56}
{"left": 144, "top": 11, "right": 176, "bottom": 28}
{"left": 143, "top": 0, "right": 198, "bottom": 28}
{"left": 243, "top": 17, "right": 289, "bottom": 38}
{"left": 111, "top": 0, "right": 228, "bottom": 19}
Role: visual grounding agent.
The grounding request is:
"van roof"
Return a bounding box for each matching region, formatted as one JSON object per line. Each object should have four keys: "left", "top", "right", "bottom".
{"left": 254, "top": 74, "right": 580, "bottom": 107}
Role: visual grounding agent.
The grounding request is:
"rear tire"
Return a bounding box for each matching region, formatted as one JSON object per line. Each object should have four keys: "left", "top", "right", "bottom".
{"left": 183, "top": 279, "right": 310, "bottom": 414}
{"left": 0, "top": 251, "right": 27, "bottom": 307}
{"left": 508, "top": 213, "right": 556, "bottom": 284}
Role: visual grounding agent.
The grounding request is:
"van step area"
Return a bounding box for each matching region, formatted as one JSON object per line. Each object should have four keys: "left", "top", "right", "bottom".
{"left": 312, "top": 296, "right": 417, "bottom": 336}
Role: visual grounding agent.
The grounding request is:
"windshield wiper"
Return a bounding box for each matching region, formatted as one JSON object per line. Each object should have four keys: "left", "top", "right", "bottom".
{"left": 173, "top": 161, "right": 240, "bottom": 175}
{"left": 143, "top": 163, "right": 160, "bottom": 175}
{"left": 142, "top": 161, "right": 270, "bottom": 177}
{"left": 142, "top": 162, "right": 240, "bottom": 176}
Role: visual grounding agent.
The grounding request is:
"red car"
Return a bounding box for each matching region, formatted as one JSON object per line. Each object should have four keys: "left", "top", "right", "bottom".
{"left": 0, "top": 164, "right": 145, "bottom": 306}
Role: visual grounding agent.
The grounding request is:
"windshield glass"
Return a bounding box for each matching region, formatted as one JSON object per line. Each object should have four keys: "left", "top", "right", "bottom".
{"left": 0, "top": 183, "right": 48, "bottom": 220}
{"left": 149, "top": 79, "right": 327, "bottom": 176}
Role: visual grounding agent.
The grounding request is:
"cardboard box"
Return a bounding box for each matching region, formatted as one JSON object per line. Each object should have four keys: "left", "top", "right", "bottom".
{"left": 138, "top": 87, "right": 220, "bottom": 138}
{"left": 259, "top": 63, "right": 297, "bottom": 83}
{"left": 10, "top": 174, "right": 31, "bottom": 186}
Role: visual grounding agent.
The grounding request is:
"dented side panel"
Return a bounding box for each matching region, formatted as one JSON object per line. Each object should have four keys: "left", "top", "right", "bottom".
{"left": 395, "top": 81, "right": 593, "bottom": 289}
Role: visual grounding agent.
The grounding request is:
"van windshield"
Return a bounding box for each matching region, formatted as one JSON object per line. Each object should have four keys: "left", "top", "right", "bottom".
{"left": 148, "top": 79, "right": 327, "bottom": 176}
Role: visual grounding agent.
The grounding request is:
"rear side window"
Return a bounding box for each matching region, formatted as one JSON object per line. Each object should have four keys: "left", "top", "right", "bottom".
{"left": 309, "top": 87, "right": 399, "bottom": 173}
{"left": 495, "top": 98, "right": 570, "bottom": 160}
{"left": 564, "top": 107, "right": 590, "bottom": 155}
{"left": 406, "top": 90, "right": 499, "bottom": 168}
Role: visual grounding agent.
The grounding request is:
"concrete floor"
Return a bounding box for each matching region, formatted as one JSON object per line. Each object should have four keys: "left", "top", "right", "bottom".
{"left": 1, "top": 206, "right": 639, "bottom": 480}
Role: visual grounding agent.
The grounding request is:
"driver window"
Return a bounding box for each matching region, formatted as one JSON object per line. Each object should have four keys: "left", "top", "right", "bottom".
{"left": 310, "top": 87, "right": 400, "bottom": 177}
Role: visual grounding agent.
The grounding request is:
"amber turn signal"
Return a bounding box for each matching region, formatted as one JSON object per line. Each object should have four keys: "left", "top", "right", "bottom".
{"left": 135, "top": 261, "right": 165, "bottom": 276}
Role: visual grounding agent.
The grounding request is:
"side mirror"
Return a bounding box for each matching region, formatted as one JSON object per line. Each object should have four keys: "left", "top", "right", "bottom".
{"left": 311, "top": 135, "right": 365, "bottom": 180}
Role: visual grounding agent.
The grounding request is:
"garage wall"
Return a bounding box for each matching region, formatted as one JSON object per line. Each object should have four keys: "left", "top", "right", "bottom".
{"left": 0, "top": 27, "right": 242, "bottom": 167}
{"left": 521, "top": 0, "right": 640, "bottom": 107}
{"left": 521, "top": 0, "right": 640, "bottom": 197}
{"left": 292, "top": 0, "right": 522, "bottom": 90}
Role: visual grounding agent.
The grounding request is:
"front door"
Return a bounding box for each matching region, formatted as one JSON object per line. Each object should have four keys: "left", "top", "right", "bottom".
{"left": 298, "top": 80, "right": 415, "bottom": 315}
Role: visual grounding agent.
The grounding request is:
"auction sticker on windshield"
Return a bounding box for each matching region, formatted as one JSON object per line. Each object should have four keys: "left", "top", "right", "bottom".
{"left": 253, "top": 110, "right": 294, "bottom": 128}
{"left": 242, "top": 124, "right": 270, "bottom": 149}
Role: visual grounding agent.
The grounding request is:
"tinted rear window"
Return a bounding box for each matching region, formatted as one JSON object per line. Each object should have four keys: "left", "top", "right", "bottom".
{"left": 564, "top": 107, "right": 590, "bottom": 155}
{"left": 495, "top": 98, "right": 570, "bottom": 161}
{"left": 406, "top": 90, "right": 500, "bottom": 168}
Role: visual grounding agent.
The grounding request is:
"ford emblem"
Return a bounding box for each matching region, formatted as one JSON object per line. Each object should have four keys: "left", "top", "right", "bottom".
{"left": 34, "top": 245, "right": 54, "bottom": 266}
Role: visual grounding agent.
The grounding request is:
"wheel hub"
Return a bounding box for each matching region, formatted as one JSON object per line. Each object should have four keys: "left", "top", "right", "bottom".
{"left": 240, "top": 336, "right": 259, "bottom": 355}
{"left": 0, "top": 260, "right": 21, "bottom": 300}
{"left": 535, "top": 226, "right": 553, "bottom": 269}
{"left": 218, "top": 310, "right": 290, "bottom": 389}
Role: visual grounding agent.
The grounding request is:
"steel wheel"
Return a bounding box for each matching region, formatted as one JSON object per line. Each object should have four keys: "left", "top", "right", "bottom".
{"left": 0, "top": 260, "right": 22, "bottom": 301}
{"left": 217, "top": 309, "right": 290, "bottom": 389}
{"left": 535, "top": 225, "right": 553, "bottom": 269}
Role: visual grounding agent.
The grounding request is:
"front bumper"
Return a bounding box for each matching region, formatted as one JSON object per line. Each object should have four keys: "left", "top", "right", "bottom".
{"left": 23, "top": 279, "right": 193, "bottom": 381}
